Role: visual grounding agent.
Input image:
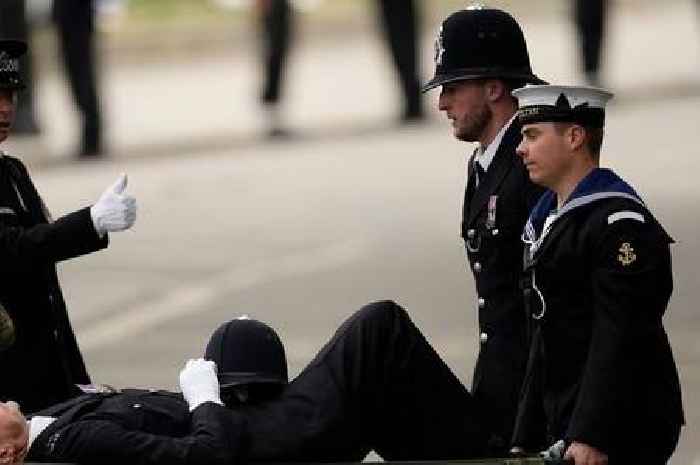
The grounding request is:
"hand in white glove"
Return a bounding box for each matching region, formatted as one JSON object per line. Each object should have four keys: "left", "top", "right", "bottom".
{"left": 90, "top": 173, "right": 137, "bottom": 237}
{"left": 179, "top": 358, "right": 222, "bottom": 412}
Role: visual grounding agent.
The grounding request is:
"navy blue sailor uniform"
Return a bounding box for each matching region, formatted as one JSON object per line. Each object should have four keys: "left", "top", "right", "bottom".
{"left": 26, "top": 389, "right": 246, "bottom": 465}
{"left": 0, "top": 153, "right": 108, "bottom": 413}
{"left": 462, "top": 119, "right": 544, "bottom": 449}
{"left": 512, "top": 168, "right": 684, "bottom": 463}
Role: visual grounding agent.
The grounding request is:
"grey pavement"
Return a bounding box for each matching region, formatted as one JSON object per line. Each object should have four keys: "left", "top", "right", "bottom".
{"left": 5, "top": 1, "right": 700, "bottom": 464}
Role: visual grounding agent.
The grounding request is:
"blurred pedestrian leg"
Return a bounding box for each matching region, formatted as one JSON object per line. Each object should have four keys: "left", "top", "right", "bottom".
{"left": 259, "top": 0, "right": 293, "bottom": 138}
{"left": 573, "top": 0, "right": 608, "bottom": 87}
{"left": 376, "top": 0, "right": 423, "bottom": 123}
{"left": 0, "top": 0, "right": 40, "bottom": 135}
{"left": 53, "top": 0, "right": 104, "bottom": 158}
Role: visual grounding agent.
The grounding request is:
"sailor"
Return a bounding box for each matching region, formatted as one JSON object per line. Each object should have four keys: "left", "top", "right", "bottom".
{"left": 511, "top": 84, "right": 684, "bottom": 465}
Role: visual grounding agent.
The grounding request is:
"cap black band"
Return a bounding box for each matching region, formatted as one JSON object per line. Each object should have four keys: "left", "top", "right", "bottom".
{"left": 517, "top": 106, "right": 605, "bottom": 128}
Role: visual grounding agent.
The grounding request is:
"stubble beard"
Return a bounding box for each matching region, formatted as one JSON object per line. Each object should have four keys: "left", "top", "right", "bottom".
{"left": 454, "top": 103, "right": 492, "bottom": 143}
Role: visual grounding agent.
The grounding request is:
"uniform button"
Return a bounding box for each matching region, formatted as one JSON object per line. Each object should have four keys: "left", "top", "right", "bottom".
{"left": 480, "top": 332, "right": 488, "bottom": 344}
{"left": 473, "top": 262, "right": 482, "bottom": 273}
{"left": 478, "top": 297, "right": 486, "bottom": 309}
{"left": 467, "top": 229, "right": 476, "bottom": 239}
{"left": 132, "top": 403, "right": 142, "bottom": 409}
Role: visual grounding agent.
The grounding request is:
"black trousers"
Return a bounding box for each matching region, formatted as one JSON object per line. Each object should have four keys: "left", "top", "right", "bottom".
{"left": 574, "top": 0, "right": 608, "bottom": 76}
{"left": 260, "top": 0, "right": 292, "bottom": 105}
{"left": 376, "top": 0, "right": 421, "bottom": 117}
{"left": 53, "top": 0, "right": 102, "bottom": 154}
{"left": 259, "top": 0, "right": 421, "bottom": 115}
{"left": 245, "top": 301, "right": 488, "bottom": 461}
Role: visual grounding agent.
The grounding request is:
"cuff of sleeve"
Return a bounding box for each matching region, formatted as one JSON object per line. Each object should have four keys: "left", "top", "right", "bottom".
{"left": 188, "top": 397, "right": 224, "bottom": 412}
{"left": 89, "top": 205, "right": 106, "bottom": 238}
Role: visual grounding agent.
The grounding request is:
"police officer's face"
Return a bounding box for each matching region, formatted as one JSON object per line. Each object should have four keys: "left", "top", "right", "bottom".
{"left": 0, "top": 90, "right": 17, "bottom": 144}
{"left": 438, "top": 80, "right": 492, "bottom": 143}
{"left": 0, "top": 401, "right": 28, "bottom": 464}
{"left": 517, "top": 123, "right": 573, "bottom": 189}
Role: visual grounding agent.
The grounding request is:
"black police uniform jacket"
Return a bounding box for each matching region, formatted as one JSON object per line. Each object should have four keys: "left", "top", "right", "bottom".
{"left": 461, "top": 119, "right": 543, "bottom": 445}
{"left": 0, "top": 154, "right": 107, "bottom": 412}
{"left": 512, "top": 168, "right": 684, "bottom": 458}
{"left": 26, "top": 389, "right": 246, "bottom": 465}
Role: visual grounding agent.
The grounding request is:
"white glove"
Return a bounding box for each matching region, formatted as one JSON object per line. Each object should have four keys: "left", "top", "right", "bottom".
{"left": 179, "top": 358, "right": 222, "bottom": 412}
{"left": 90, "top": 173, "right": 137, "bottom": 236}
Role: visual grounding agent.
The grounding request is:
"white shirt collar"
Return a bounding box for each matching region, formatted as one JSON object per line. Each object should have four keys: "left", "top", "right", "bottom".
{"left": 474, "top": 113, "right": 517, "bottom": 172}
{"left": 28, "top": 416, "right": 56, "bottom": 449}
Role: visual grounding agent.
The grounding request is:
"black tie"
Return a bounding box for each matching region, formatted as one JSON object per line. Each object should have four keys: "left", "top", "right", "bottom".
{"left": 473, "top": 160, "right": 486, "bottom": 187}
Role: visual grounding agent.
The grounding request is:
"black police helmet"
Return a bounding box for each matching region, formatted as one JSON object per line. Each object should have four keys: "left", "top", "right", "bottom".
{"left": 205, "top": 316, "right": 288, "bottom": 391}
{"left": 0, "top": 39, "right": 26, "bottom": 90}
{"left": 422, "top": 8, "right": 545, "bottom": 92}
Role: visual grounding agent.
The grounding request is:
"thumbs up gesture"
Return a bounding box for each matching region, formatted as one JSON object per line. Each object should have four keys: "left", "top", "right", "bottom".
{"left": 90, "top": 173, "right": 137, "bottom": 236}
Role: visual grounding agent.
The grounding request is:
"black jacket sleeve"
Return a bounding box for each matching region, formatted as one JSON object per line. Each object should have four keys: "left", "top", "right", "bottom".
{"left": 566, "top": 214, "right": 672, "bottom": 451}
{"left": 0, "top": 206, "right": 108, "bottom": 272}
{"left": 44, "top": 402, "right": 246, "bottom": 465}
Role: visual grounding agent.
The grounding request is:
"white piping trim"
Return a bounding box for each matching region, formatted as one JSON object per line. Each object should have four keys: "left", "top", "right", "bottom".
{"left": 607, "top": 211, "right": 645, "bottom": 224}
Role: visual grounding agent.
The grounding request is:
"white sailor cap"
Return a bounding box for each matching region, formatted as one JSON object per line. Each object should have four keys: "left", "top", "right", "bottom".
{"left": 512, "top": 84, "right": 613, "bottom": 128}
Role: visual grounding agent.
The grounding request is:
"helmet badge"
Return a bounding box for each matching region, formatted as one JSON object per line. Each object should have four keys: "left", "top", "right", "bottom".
{"left": 434, "top": 25, "right": 446, "bottom": 66}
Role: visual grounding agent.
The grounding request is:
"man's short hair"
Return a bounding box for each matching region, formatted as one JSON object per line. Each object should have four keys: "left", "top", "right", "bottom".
{"left": 554, "top": 123, "right": 604, "bottom": 160}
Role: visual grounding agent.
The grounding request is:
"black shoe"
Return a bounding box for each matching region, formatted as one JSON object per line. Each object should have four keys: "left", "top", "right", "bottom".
{"left": 77, "top": 142, "right": 105, "bottom": 159}
{"left": 266, "top": 126, "right": 293, "bottom": 140}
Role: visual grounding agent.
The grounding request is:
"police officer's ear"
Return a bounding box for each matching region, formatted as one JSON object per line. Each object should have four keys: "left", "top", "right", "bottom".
{"left": 483, "top": 79, "right": 507, "bottom": 103}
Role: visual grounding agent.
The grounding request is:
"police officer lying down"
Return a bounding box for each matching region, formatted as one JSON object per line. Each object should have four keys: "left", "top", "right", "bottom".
{"left": 0, "top": 301, "right": 496, "bottom": 464}
{"left": 510, "top": 85, "right": 684, "bottom": 465}
{"left": 0, "top": 317, "right": 285, "bottom": 465}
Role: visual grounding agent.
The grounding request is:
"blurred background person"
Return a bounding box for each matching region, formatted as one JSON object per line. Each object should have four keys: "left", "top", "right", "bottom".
{"left": 375, "top": 0, "right": 423, "bottom": 123}
{"left": 0, "top": 0, "right": 41, "bottom": 135}
{"left": 255, "top": 0, "right": 423, "bottom": 137}
{"left": 53, "top": 0, "right": 104, "bottom": 158}
{"left": 573, "top": 0, "right": 608, "bottom": 87}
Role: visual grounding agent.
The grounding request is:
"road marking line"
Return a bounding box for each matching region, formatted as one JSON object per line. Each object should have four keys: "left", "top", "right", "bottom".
{"left": 79, "top": 240, "right": 367, "bottom": 351}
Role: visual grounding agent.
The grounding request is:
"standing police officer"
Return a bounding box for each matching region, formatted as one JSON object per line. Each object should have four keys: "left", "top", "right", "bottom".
{"left": 422, "top": 7, "right": 545, "bottom": 453}
{"left": 512, "top": 85, "right": 684, "bottom": 464}
{"left": 0, "top": 39, "right": 137, "bottom": 413}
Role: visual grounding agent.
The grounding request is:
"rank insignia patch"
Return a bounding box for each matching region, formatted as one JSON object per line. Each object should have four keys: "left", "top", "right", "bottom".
{"left": 617, "top": 242, "right": 636, "bottom": 266}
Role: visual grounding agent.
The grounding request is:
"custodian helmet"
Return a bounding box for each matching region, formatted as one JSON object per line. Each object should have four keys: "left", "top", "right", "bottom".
{"left": 205, "top": 316, "right": 288, "bottom": 390}
{"left": 422, "top": 7, "right": 545, "bottom": 92}
{"left": 0, "top": 39, "right": 26, "bottom": 90}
